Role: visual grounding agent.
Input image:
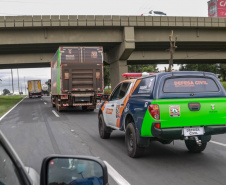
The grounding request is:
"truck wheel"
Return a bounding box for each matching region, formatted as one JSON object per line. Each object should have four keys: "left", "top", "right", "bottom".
{"left": 185, "top": 140, "right": 207, "bottom": 153}
{"left": 51, "top": 96, "right": 56, "bottom": 107}
{"left": 82, "top": 106, "right": 88, "bottom": 111}
{"left": 125, "top": 123, "right": 145, "bottom": 158}
{"left": 56, "top": 105, "right": 62, "bottom": 112}
{"left": 98, "top": 114, "right": 111, "bottom": 139}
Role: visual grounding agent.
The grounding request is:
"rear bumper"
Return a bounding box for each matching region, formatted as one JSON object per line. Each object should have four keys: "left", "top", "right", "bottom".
{"left": 151, "top": 122, "right": 226, "bottom": 140}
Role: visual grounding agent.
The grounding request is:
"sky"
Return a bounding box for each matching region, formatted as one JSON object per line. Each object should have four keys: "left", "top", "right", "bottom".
{"left": 0, "top": 0, "right": 210, "bottom": 94}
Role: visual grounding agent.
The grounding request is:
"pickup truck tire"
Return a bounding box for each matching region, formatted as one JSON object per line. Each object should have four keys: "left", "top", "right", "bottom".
{"left": 125, "top": 123, "right": 145, "bottom": 158}
{"left": 185, "top": 140, "right": 207, "bottom": 153}
{"left": 99, "top": 114, "right": 111, "bottom": 139}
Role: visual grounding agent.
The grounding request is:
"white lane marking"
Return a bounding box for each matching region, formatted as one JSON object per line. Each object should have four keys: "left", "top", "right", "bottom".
{"left": 52, "top": 110, "right": 59, "bottom": 117}
{"left": 0, "top": 96, "right": 27, "bottom": 122}
{"left": 103, "top": 161, "right": 130, "bottom": 185}
{"left": 44, "top": 102, "right": 47, "bottom": 105}
{"left": 210, "top": 140, "right": 226, "bottom": 147}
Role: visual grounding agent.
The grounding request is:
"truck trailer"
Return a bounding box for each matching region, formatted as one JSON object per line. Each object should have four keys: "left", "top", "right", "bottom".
{"left": 28, "top": 80, "right": 42, "bottom": 98}
{"left": 51, "top": 46, "right": 103, "bottom": 112}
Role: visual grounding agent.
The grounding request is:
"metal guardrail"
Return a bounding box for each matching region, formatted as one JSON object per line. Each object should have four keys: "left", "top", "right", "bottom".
{"left": 0, "top": 15, "right": 225, "bottom": 28}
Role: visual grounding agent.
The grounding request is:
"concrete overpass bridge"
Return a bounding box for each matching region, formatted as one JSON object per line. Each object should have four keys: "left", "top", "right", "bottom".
{"left": 0, "top": 15, "right": 226, "bottom": 87}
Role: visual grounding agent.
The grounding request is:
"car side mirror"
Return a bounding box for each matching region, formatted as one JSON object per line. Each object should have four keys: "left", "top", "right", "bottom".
{"left": 40, "top": 155, "right": 108, "bottom": 185}
{"left": 101, "top": 95, "right": 110, "bottom": 101}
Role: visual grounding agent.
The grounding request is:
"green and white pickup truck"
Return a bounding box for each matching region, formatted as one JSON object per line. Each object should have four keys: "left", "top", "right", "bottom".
{"left": 99, "top": 71, "right": 226, "bottom": 157}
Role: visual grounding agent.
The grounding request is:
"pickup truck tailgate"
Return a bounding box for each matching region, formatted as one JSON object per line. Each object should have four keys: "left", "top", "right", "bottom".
{"left": 158, "top": 97, "right": 226, "bottom": 128}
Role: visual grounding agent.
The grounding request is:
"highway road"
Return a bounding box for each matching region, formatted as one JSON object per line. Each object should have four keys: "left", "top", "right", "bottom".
{"left": 1, "top": 96, "right": 226, "bottom": 185}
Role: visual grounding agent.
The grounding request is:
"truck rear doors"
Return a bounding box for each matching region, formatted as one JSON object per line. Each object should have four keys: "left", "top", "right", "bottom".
{"left": 60, "top": 47, "right": 103, "bottom": 93}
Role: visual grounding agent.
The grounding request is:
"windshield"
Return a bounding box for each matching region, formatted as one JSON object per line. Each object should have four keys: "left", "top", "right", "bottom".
{"left": 163, "top": 77, "right": 219, "bottom": 93}
{"left": 0, "top": 1, "right": 226, "bottom": 185}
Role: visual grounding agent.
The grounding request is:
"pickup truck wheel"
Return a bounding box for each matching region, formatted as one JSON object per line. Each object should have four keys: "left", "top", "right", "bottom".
{"left": 125, "top": 123, "right": 145, "bottom": 158}
{"left": 185, "top": 140, "right": 207, "bottom": 153}
{"left": 98, "top": 114, "right": 111, "bottom": 139}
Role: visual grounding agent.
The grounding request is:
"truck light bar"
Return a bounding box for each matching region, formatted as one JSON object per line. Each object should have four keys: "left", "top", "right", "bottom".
{"left": 122, "top": 72, "right": 156, "bottom": 78}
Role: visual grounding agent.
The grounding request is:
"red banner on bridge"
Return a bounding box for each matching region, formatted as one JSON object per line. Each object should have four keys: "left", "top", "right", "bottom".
{"left": 218, "top": 0, "right": 226, "bottom": 17}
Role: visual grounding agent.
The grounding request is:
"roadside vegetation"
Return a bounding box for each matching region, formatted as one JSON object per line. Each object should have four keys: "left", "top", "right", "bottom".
{"left": 104, "top": 89, "right": 111, "bottom": 95}
{"left": 0, "top": 95, "right": 26, "bottom": 117}
{"left": 221, "top": 82, "right": 226, "bottom": 90}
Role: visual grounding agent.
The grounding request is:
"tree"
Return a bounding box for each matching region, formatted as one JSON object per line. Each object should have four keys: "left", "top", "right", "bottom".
{"left": 103, "top": 64, "right": 156, "bottom": 88}
{"left": 3, "top": 89, "right": 10, "bottom": 95}
{"left": 104, "top": 65, "right": 110, "bottom": 88}
{"left": 179, "top": 64, "right": 218, "bottom": 74}
{"left": 219, "top": 64, "right": 226, "bottom": 81}
{"left": 128, "top": 64, "right": 156, "bottom": 73}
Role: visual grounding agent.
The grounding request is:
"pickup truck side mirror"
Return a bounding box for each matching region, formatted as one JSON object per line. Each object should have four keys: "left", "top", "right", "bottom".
{"left": 40, "top": 155, "right": 108, "bottom": 185}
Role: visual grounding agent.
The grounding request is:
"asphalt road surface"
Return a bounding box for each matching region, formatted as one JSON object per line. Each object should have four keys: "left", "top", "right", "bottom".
{"left": 1, "top": 96, "right": 226, "bottom": 185}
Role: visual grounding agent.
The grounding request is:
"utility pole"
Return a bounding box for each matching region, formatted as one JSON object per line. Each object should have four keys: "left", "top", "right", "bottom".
{"left": 0, "top": 79, "right": 2, "bottom": 95}
{"left": 11, "top": 69, "right": 14, "bottom": 94}
{"left": 168, "top": 30, "right": 177, "bottom": 72}
{"left": 17, "top": 68, "right": 20, "bottom": 94}
{"left": 24, "top": 76, "right": 26, "bottom": 94}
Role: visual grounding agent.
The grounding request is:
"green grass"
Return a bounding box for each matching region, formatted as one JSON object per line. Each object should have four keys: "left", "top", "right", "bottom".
{"left": 104, "top": 89, "right": 112, "bottom": 95}
{"left": 221, "top": 81, "right": 226, "bottom": 90}
{"left": 0, "top": 95, "right": 26, "bottom": 117}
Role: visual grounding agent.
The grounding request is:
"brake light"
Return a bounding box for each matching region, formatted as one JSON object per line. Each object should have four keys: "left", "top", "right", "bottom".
{"left": 155, "top": 123, "right": 161, "bottom": 129}
{"left": 148, "top": 104, "right": 160, "bottom": 120}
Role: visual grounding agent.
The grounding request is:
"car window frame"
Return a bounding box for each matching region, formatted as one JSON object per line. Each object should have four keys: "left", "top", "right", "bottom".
{"left": 118, "top": 82, "right": 131, "bottom": 99}
{"left": 109, "top": 83, "right": 122, "bottom": 101}
{"left": 0, "top": 133, "right": 33, "bottom": 185}
{"left": 0, "top": 143, "right": 24, "bottom": 185}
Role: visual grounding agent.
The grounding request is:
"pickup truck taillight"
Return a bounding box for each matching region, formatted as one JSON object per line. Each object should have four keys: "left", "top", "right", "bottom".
{"left": 148, "top": 104, "right": 160, "bottom": 120}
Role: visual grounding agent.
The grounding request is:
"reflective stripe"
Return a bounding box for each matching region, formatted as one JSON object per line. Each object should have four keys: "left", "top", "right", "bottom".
{"left": 73, "top": 103, "right": 93, "bottom": 106}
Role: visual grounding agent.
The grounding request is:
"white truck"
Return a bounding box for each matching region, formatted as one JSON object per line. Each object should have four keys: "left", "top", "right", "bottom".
{"left": 28, "top": 80, "right": 42, "bottom": 98}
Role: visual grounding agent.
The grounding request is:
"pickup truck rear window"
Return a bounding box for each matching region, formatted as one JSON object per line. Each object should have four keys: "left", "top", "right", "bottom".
{"left": 133, "top": 77, "right": 155, "bottom": 95}
{"left": 163, "top": 77, "right": 219, "bottom": 93}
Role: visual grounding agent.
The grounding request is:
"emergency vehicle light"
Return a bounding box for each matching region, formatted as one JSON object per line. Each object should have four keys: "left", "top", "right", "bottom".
{"left": 122, "top": 72, "right": 156, "bottom": 78}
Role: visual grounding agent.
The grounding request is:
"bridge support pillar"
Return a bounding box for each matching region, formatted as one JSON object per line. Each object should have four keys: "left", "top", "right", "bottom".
{"left": 110, "top": 60, "right": 128, "bottom": 89}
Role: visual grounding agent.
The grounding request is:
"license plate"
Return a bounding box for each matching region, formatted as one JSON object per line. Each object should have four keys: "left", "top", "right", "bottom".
{"left": 183, "top": 127, "right": 204, "bottom": 136}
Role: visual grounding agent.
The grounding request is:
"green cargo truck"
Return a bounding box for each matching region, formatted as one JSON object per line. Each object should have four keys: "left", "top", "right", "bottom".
{"left": 51, "top": 46, "right": 103, "bottom": 112}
